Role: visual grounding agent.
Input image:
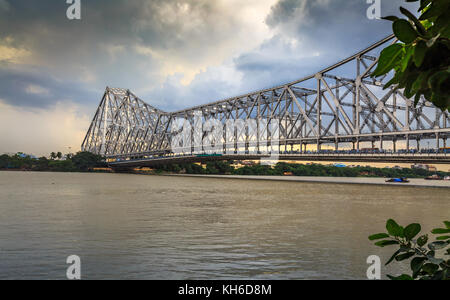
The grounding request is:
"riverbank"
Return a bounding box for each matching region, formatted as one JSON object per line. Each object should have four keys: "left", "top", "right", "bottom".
{"left": 169, "top": 174, "right": 450, "bottom": 188}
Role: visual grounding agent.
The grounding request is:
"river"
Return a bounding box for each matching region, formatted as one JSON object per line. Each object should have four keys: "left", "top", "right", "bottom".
{"left": 0, "top": 171, "right": 448, "bottom": 279}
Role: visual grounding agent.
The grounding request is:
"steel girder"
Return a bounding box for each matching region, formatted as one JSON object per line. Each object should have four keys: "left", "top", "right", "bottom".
{"left": 81, "top": 35, "right": 450, "bottom": 158}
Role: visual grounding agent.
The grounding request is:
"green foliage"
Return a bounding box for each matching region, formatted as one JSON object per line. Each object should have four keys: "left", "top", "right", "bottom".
{"left": 0, "top": 151, "right": 105, "bottom": 172}
{"left": 369, "top": 219, "right": 450, "bottom": 280}
{"left": 372, "top": 0, "right": 450, "bottom": 111}
{"left": 71, "top": 151, "right": 106, "bottom": 171}
{"left": 48, "top": 159, "right": 76, "bottom": 172}
{"left": 153, "top": 161, "right": 235, "bottom": 175}
{"left": 150, "top": 161, "right": 450, "bottom": 178}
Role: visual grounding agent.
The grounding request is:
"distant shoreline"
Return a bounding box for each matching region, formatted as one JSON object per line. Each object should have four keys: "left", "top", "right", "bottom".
{"left": 167, "top": 174, "right": 450, "bottom": 189}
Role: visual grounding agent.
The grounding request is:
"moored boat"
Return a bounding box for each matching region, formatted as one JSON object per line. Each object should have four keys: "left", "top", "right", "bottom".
{"left": 386, "top": 177, "right": 410, "bottom": 183}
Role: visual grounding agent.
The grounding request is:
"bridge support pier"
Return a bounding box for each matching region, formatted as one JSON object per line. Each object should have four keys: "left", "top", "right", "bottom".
{"left": 406, "top": 135, "right": 410, "bottom": 151}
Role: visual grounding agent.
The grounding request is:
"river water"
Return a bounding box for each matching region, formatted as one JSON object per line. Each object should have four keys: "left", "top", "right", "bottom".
{"left": 0, "top": 171, "right": 448, "bottom": 280}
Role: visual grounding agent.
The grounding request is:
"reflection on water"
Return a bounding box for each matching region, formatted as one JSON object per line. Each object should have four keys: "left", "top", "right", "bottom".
{"left": 0, "top": 171, "right": 448, "bottom": 279}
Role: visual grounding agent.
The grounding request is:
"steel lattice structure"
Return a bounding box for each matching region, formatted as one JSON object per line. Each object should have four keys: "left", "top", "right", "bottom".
{"left": 82, "top": 35, "right": 449, "bottom": 162}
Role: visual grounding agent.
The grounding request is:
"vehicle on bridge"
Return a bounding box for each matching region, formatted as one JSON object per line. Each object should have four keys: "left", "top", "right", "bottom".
{"left": 440, "top": 147, "right": 450, "bottom": 154}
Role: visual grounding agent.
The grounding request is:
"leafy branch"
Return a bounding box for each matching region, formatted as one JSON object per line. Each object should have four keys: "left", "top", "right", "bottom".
{"left": 369, "top": 219, "right": 450, "bottom": 280}
{"left": 372, "top": 0, "right": 450, "bottom": 112}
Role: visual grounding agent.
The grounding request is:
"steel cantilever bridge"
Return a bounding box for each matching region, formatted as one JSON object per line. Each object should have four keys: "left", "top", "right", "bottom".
{"left": 81, "top": 35, "right": 450, "bottom": 168}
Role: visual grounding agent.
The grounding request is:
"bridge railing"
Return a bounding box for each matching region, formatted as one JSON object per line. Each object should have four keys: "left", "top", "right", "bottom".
{"left": 106, "top": 151, "right": 448, "bottom": 164}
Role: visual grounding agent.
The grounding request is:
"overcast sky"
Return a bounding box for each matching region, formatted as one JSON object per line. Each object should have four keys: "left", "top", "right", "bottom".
{"left": 0, "top": 0, "right": 419, "bottom": 156}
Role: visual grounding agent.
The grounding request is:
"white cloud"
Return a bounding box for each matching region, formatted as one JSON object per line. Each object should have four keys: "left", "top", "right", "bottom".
{"left": 0, "top": 37, "right": 31, "bottom": 63}
{"left": 25, "top": 84, "right": 50, "bottom": 96}
{"left": 129, "top": 0, "right": 278, "bottom": 85}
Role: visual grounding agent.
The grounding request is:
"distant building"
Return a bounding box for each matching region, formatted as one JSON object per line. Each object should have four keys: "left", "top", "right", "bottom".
{"left": 411, "top": 164, "right": 437, "bottom": 171}
{"left": 411, "top": 164, "right": 427, "bottom": 170}
{"left": 231, "top": 160, "right": 256, "bottom": 168}
{"left": 16, "top": 153, "right": 37, "bottom": 159}
{"left": 428, "top": 166, "right": 437, "bottom": 172}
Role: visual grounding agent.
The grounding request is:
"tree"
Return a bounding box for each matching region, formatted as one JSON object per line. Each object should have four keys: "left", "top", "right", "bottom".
{"left": 56, "top": 152, "right": 62, "bottom": 160}
{"left": 369, "top": 219, "right": 450, "bottom": 280}
{"left": 33, "top": 157, "right": 49, "bottom": 171}
{"left": 50, "top": 152, "right": 57, "bottom": 160}
{"left": 71, "top": 151, "right": 105, "bottom": 171}
{"left": 0, "top": 154, "right": 9, "bottom": 169}
{"left": 372, "top": 0, "right": 450, "bottom": 111}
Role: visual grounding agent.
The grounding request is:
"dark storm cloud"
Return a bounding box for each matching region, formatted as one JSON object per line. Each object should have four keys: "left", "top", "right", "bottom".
{"left": 265, "top": 0, "right": 420, "bottom": 52}
{"left": 0, "top": 0, "right": 241, "bottom": 109}
{"left": 0, "top": 64, "right": 97, "bottom": 109}
{"left": 0, "top": 0, "right": 422, "bottom": 112}
{"left": 227, "top": 0, "right": 421, "bottom": 94}
{"left": 142, "top": 0, "right": 422, "bottom": 111}
{"left": 0, "top": 0, "right": 241, "bottom": 71}
{"left": 0, "top": 0, "right": 220, "bottom": 48}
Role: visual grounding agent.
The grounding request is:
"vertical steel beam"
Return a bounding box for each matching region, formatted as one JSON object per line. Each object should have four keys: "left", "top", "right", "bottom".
{"left": 316, "top": 74, "right": 322, "bottom": 151}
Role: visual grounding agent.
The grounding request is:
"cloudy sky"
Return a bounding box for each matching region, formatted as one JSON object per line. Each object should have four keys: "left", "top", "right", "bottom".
{"left": 0, "top": 0, "right": 419, "bottom": 156}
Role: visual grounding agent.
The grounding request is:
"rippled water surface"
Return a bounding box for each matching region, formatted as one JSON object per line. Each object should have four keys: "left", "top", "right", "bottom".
{"left": 0, "top": 171, "right": 449, "bottom": 279}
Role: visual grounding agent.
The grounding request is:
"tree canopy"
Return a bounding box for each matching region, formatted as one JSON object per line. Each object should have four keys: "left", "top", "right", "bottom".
{"left": 372, "top": 0, "right": 450, "bottom": 111}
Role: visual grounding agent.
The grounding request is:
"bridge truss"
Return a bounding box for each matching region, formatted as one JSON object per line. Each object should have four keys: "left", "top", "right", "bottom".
{"left": 81, "top": 35, "right": 449, "bottom": 163}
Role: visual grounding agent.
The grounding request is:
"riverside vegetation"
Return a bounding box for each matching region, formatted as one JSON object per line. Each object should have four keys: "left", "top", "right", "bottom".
{"left": 149, "top": 161, "right": 449, "bottom": 178}
{"left": 0, "top": 152, "right": 106, "bottom": 172}
{"left": 1, "top": 153, "right": 449, "bottom": 178}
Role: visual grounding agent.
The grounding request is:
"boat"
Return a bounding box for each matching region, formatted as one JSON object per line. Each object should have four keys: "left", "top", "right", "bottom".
{"left": 425, "top": 174, "right": 443, "bottom": 180}
{"left": 386, "top": 177, "right": 410, "bottom": 183}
